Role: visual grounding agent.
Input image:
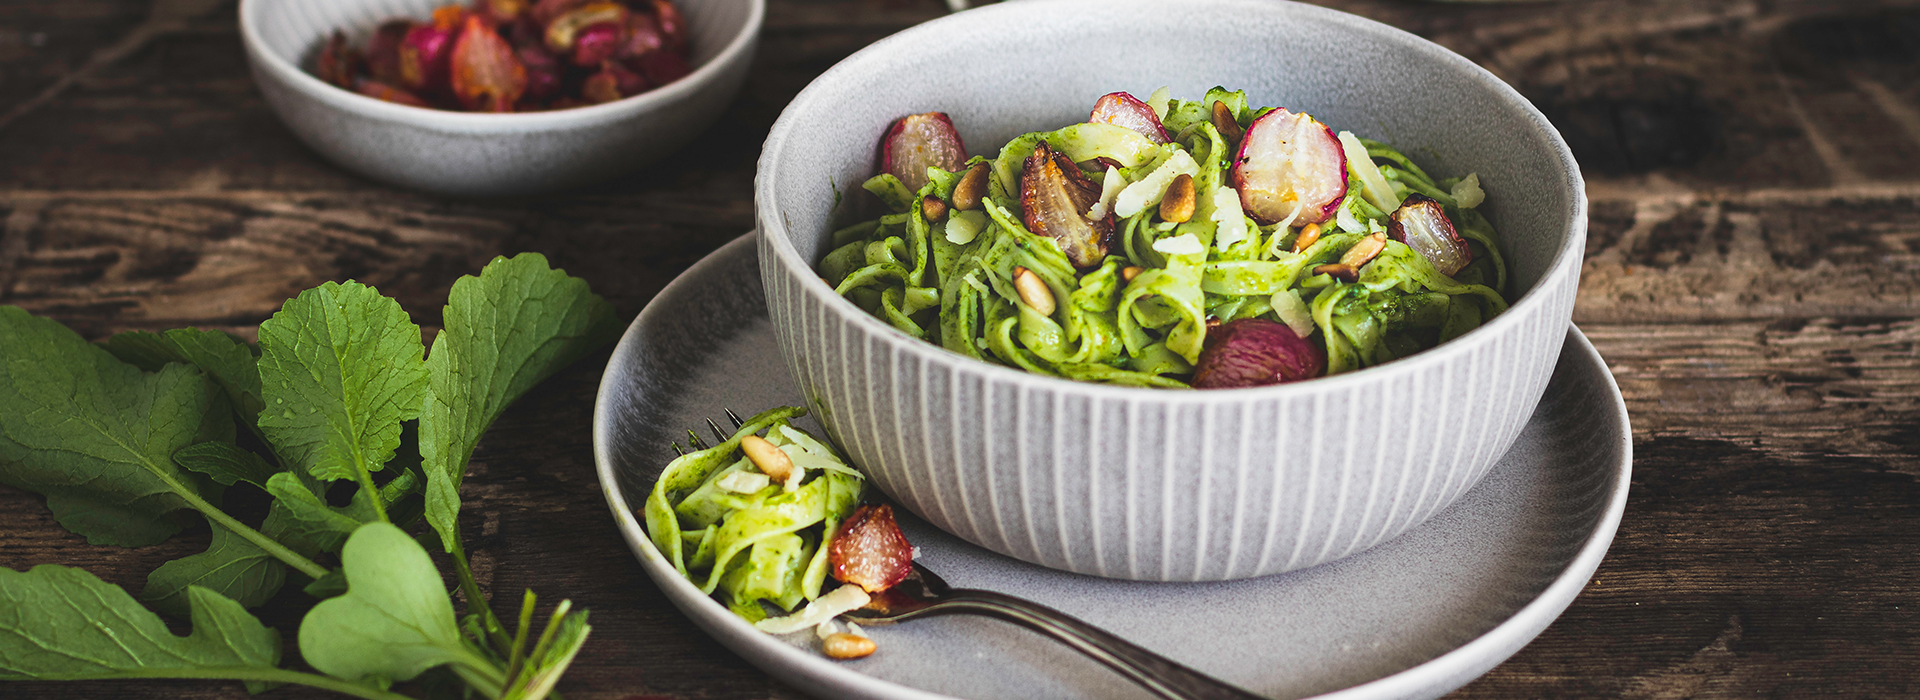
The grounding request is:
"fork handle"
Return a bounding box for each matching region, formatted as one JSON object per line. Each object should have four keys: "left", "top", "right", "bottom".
{"left": 897, "top": 588, "right": 1269, "bottom": 700}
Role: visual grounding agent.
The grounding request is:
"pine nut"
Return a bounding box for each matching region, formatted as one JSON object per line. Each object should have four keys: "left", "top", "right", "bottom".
{"left": 1211, "top": 101, "right": 1244, "bottom": 141}
{"left": 1313, "top": 263, "right": 1358, "bottom": 282}
{"left": 952, "top": 162, "right": 989, "bottom": 211}
{"left": 1292, "top": 223, "right": 1322, "bottom": 253}
{"left": 1120, "top": 266, "right": 1144, "bottom": 282}
{"left": 1012, "top": 266, "right": 1056, "bottom": 316}
{"left": 921, "top": 195, "right": 948, "bottom": 221}
{"left": 740, "top": 434, "right": 793, "bottom": 483}
{"left": 1159, "top": 173, "right": 1196, "bottom": 223}
{"left": 1340, "top": 231, "right": 1387, "bottom": 267}
{"left": 823, "top": 632, "right": 876, "bottom": 659}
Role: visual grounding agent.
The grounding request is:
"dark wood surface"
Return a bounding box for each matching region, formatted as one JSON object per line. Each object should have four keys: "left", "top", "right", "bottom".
{"left": 3, "top": 0, "right": 1918, "bottom": 697}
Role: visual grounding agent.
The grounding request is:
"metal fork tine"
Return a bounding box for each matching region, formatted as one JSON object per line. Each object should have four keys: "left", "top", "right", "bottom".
{"left": 707, "top": 418, "right": 728, "bottom": 443}
{"left": 687, "top": 430, "right": 705, "bottom": 450}
{"left": 671, "top": 442, "right": 685, "bottom": 456}
{"left": 725, "top": 408, "right": 745, "bottom": 428}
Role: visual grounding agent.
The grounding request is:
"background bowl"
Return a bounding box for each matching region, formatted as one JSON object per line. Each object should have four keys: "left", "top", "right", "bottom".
{"left": 756, "top": 0, "right": 1586, "bottom": 582}
{"left": 240, "top": 0, "right": 761, "bottom": 197}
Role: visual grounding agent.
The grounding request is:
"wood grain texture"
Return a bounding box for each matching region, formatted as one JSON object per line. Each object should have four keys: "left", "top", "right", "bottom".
{"left": 1, "top": 0, "right": 1916, "bottom": 698}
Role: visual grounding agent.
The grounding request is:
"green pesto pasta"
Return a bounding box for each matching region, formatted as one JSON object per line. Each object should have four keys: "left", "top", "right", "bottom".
{"left": 823, "top": 87, "right": 1510, "bottom": 388}
{"left": 645, "top": 407, "right": 865, "bottom": 622}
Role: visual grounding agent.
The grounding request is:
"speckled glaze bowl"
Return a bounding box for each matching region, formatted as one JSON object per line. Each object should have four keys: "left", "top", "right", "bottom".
{"left": 240, "top": 0, "right": 760, "bottom": 197}
{"left": 756, "top": 0, "right": 1586, "bottom": 582}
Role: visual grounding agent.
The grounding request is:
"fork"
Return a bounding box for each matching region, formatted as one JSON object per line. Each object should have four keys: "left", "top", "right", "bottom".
{"left": 681, "top": 411, "right": 1268, "bottom": 700}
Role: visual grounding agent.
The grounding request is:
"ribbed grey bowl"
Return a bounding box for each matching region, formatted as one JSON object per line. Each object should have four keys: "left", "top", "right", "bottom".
{"left": 240, "top": 0, "right": 760, "bottom": 196}
{"left": 755, "top": 0, "right": 1586, "bottom": 582}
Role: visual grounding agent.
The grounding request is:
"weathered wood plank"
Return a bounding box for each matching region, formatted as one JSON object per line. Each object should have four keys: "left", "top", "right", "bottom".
{"left": 1, "top": 0, "right": 1917, "bottom": 699}
{"left": 6, "top": 186, "right": 1917, "bottom": 330}
{"left": 7, "top": 0, "right": 1920, "bottom": 196}
{"left": 1576, "top": 185, "right": 1920, "bottom": 323}
{"left": 0, "top": 191, "right": 750, "bottom": 336}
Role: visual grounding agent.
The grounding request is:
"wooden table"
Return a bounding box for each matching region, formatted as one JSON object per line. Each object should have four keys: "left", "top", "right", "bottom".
{"left": 2, "top": 0, "right": 1916, "bottom": 697}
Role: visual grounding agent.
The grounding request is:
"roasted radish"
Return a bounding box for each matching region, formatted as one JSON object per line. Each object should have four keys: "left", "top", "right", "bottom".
{"left": 569, "top": 21, "right": 625, "bottom": 67}
{"left": 581, "top": 59, "right": 646, "bottom": 103}
{"left": 316, "top": 32, "right": 359, "bottom": 89}
{"left": 518, "top": 45, "right": 564, "bottom": 103}
{"left": 1020, "top": 141, "right": 1112, "bottom": 269}
{"left": 1089, "top": 92, "right": 1170, "bottom": 144}
{"left": 632, "top": 47, "right": 689, "bottom": 86}
{"left": 365, "top": 20, "right": 411, "bottom": 86}
{"left": 1230, "top": 108, "right": 1348, "bottom": 226}
{"left": 651, "top": 0, "right": 687, "bottom": 53}
{"left": 1191, "top": 318, "right": 1326, "bottom": 388}
{"left": 1388, "top": 194, "right": 1473, "bottom": 277}
{"left": 398, "top": 7, "right": 464, "bottom": 94}
{"left": 829, "top": 504, "right": 914, "bottom": 594}
{"left": 881, "top": 112, "right": 968, "bottom": 195}
{"left": 450, "top": 15, "right": 528, "bottom": 112}
{"left": 545, "top": 2, "right": 629, "bottom": 58}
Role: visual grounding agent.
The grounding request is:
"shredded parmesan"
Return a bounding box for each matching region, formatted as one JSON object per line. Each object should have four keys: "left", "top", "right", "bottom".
{"left": 715, "top": 471, "right": 770, "bottom": 494}
{"left": 1086, "top": 166, "right": 1126, "bottom": 220}
{"left": 1271, "top": 289, "right": 1314, "bottom": 338}
{"left": 1211, "top": 186, "right": 1248, "bottom": 249}
{"left": 963, "top": 272, "right": 989, "bottom": 294}
{"left": 755, "top": 584, "right": 872, "bottom": 634}
{"left": 1152, "top": 233, "right": 1205, "bottom": 256}
{"left": 1335, "top": 200, "right": 1366, "bottom": 234}
{"left": 1338, "top": 130, "right": 1399, "bottom": 214}
{"left": 945, "top": 209, "right": 988, "bottom": 244}
{"left": 1147, "top": 86, "right": 1172, "bottom": 120}
{"left": 1114, "top": 150, "right": 1199, "bottom": 218}
{"left": 1451, "top": 173, "right": 1485, "bottom": 208}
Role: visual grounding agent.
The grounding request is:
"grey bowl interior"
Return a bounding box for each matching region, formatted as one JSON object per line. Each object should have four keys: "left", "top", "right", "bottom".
{"left": 760, "top": 0, "right": 1581, "bottom": 323}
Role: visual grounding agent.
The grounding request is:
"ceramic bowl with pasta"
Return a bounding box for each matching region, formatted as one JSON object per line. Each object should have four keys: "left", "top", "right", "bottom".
{"left": 755, "top": 0, "right": 1586, "bottom": 581}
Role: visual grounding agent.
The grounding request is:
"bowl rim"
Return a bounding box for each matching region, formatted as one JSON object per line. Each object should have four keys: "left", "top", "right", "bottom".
{"left": 755, "top": 0, "right": 1587, "bottom": 402}
{"left": 237, "top": 0, "right": 765, "bottom": 132}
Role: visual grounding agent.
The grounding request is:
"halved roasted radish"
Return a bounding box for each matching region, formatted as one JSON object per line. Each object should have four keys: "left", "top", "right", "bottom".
{"left": 1230, "top": 108, "right": 1348, "bottom": 226}
{"left": 1020, "top": 141, "right": 1111, "bottom": 269}
{"left": 1191, "top": 318, "right": 1326, "bottom": 388}
{"left": 881, "top": 112, "right": 968, "bottom": 194}
{"left": 1388, "top": 194, "right": 1473, "bottom": 277}
{"left": 1089, "top": 92, "right": 1169, "bottom": 145}
{"left": 829, "top": 504, "right": 914, "bottom": 594}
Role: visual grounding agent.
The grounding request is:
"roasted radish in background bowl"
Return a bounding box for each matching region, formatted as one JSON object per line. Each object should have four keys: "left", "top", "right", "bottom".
{"left": 240, "top": 0, "right": 760, "bottom": 196}
{"left": 756, "top": 0, "right": 1586, "bottom": 582}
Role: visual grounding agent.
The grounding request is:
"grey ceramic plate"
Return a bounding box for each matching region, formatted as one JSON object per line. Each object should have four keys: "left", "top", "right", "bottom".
{"left": 592, "top": 234, "right": 1632, "bottom": 700}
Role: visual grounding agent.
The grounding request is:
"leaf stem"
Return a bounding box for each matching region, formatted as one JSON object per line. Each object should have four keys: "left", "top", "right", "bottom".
{"left": 500, "top": 589, "right": 537, "bottom": 691}
{"left": 450, "top": 534, "right": 517, "bottom": 655}
{"left": 448, "top": 652, "right": 508, "bottom": 700}
{"left": 167, "top": 475, "right": 330, "bottom": 580}
{"left": 66, "top": 667, "right": 415, "bottom": 700}
{"left": 352, "top": 456, "right": 391, "bottom": 523}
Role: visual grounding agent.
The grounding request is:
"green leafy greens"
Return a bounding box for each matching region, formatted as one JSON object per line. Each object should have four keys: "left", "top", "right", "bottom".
{"left": 0, "top": 252, "right": 618, "bottom": 700}
{"left": 258, "top": 280, "right": 430, "bottom": 518}
{"left": 0, "top": 565, "right": 405, "bottom": 700}
{"left": 418, "top": 254, "right": 618, "bottom": 650}
{"left": 0, "top": 307, "right": 235, "bottom": 547}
